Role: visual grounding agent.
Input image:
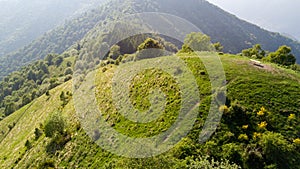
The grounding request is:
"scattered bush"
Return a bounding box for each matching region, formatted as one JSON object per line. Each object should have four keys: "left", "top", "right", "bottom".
{"left": 266, "top": 45, "right": 296, "bottom": 66}
{"left": 44, "top": 112, "right": 65, "bottom": 138}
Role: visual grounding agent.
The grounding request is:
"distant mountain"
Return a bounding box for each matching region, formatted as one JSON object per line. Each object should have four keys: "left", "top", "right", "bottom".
{"left": 0, "top": 0, "right": 105, "bottom": 56}
{"left": 0, "top": 0, "right": 108, "bottom": 80}
{"left": 281, "top": 32, "right": 299, "bottom": 42}
{"left": 1, "top": 0, "right": 300, "bottom": 80}
{"left": 136, "top": 0, "right": 300, "bottom": 60}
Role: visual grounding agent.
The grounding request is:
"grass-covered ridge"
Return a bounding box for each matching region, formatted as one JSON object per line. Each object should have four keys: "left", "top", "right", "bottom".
{"left": 0, "top": 53, "right": 299, "bottom": 168}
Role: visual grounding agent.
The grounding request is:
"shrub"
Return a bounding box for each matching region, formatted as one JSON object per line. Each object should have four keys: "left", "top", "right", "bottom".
{"left": 44, "top": 112, "right": 65, "bottom": 138}
{"left": 188, "top": 155, "right": 241, "bottom": 169}
{"left": 25, "top": 140, "right": 32, "bottom": 150}
{"left": 259, "top": 132, "right": 296, "bottom": 168}
{"left": 64, "top": 67, "right": 73, "bottom": 75}
{"left": 180, "top": 32, "right": 214, "bottom": 52}
{"left": 242, "top": 44, "right": 265, "bottom": 59}
{"left": 34, "top": 127, "right": 43, "bottom": 140}
{"left": 64, "top": 75, "right": 72, "bottom": 82}
{"left": 266, "top": 45, "right": 296, "bottom": 66}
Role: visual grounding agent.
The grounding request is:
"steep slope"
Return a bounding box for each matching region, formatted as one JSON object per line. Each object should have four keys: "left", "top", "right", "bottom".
{"left": 78, "top": 0, "right": 300, "bottom": 61}
{"left": 0, "top": 1, "right": 107, "bottom": 80}
{"left": 1, "top": 0, "right": 300, "bottom": 80}
{"left": 130, "top": 0, "right": 300, "bottom": 60}
{"left": 0, "top": 0, "right": 105, "bottom": 56}
{"left": 0, "top": 53, "right": 299, "bottom": 168}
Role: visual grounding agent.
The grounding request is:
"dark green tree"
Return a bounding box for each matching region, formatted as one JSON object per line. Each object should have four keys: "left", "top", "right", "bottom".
{"left": 137, "top": 38, "right": 164, "bottom": 51}
{"left": 4, "top": 102, "right": 16, "bottom": 116}
{"left": 64, "top": 68, "right": 73, "bottom": 75}
{"left": 136, "top": 38, "right": 164, "bottom": 60}
{"left": 54, "top": 56, "right": 64, "bottom": 66}
{"left": 27, "top": 69, "right": 36, "bottom": 81}
{"left": 22, "top": 94, "right": 31, "bottom": 106}
{"left": 39, "top": 61, "right": 49, "bottom": 73}
{"left": 108, "top": 45, "right": 121, "bottom": 60}
{"left": 45, "top": 54, "right": 55, "bottom": 66}
{"left": 44, "top": 112, "right": 65, "bottom": 138}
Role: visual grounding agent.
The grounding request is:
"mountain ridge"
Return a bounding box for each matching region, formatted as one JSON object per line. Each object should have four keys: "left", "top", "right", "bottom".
{"left": 1, "top": 0, "right": 300, "bottom": 80}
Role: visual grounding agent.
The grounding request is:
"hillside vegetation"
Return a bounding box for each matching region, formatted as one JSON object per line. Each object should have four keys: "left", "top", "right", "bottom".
{"left": 0, "top": 0, "right": 106, "bottom": 80}
{"left": 0, "top": 0, "right": 300, "bottom": 168}
{"left": 2, "top": 0, "right": 300, "bottom": 80}
{"left": 0, "top": 53, "right": 299, "bottom": 168}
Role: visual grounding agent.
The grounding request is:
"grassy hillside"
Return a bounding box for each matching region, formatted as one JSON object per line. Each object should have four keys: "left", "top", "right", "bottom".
{"left": 0, "top": 53, "right": 299, "bottom": 168}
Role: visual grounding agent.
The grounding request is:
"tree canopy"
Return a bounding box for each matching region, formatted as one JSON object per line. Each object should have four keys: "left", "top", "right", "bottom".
{"left": 180, "top": 32, "right": 214, "bottom": 52}
{"left": 242, "top": 44, "right": 266, "bottom": 59}
{"left": 266, "top": 45, "right": 296, "bottom": 66}
{"left": 44, "top": 112, "right": 65, "bottom": 138}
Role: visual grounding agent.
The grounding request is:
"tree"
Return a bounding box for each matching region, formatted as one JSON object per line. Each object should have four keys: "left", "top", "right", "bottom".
{"left": 22, "top": 94, "right": 31, "bottom": 106}
{"left": 266, "top": 45, "right": 296, "bottom": 66}
{"left": 27, "top": 69, "right": 36, "bottom": 81}
{"left": 64, "top": 67, "right": 73, "bottom": 75}
{"left": 34, "top": 127, "right": 43, "bottom": 140}
{"left": 45, "top": 54, "right": 56, "bottom": 66}
{"left": 39, "top": 61, "right": 49, "bottom": 73}
{"left": 54, "top": 56, "right": 63, "bottom": 66}
{"left": 180, "top": 32, "right": 214, "bottom": 52}
{"left": 44, "top": 112, "right": 65, "bottom": 138}
{"left": 108, "top": 45, "right": 121, "bottom": 60}
{"left": 213, "top": 42, "right": 224, "bottom": 52}
{"left": 242, "top": 44, "right": 265, "bottom": 59}
{"left": 179, "top": 44, "right": 194, "bottom": 53}
{"left": 4, "top": 102, "right": 16, "bottom": 116}
{"left": 137, "top": 38, "right": 164, "bottom": 51}
{"left": 136, "top": 38, "right": 164, "bottom": 60}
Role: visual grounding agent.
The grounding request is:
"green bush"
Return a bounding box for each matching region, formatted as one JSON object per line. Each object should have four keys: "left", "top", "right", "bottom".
{"left": 266, "top": 45, "right": 296, "bottom": 66}
{"left": 259, "top": 132, "right": 297, "bottom": 168}
{"left": 187, "top": 156, "right": 241, "bottom": 169}
{"left": 44, "top": 112, "right": 65, "bottom": 138}
{"left": 180, "top": 32, "right": 214, "bottom": 52}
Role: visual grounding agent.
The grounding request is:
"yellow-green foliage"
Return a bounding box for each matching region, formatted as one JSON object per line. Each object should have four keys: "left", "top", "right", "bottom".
{"left": 293, "top": 138, "right": 300, "bottom": 145}
{"left": 1, "top": 53, "right": 300, "bottom": 168}
{"left": 238, "top": 134, "right": 249, "bottom": 141}
{"left": 257, "top": 107, "right": 266, "bottom": 116}
{"left": 258, "top": 121, "right": 268, "bottom": 130}
{"left": 288, "top": 113, "right": 296, "bottom": 120}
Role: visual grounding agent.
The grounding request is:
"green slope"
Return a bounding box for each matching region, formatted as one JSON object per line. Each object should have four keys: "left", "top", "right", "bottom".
{"left": 0, "top": 53, "right": 299, "bottom": 168}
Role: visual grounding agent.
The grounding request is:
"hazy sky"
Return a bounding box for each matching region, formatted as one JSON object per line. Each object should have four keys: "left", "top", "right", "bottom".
{"left": 207, "top": 0, "right": 300, "bottom": 41}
